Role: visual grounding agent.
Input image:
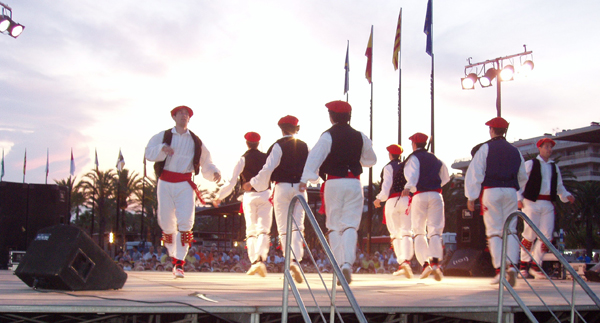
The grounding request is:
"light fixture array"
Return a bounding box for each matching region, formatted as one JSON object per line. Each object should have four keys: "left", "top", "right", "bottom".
{"left": 0, "top": 2, "right": 24, "bottom": 38}
{"left": 461, "top": 46, "right": 534, "bottom": 90}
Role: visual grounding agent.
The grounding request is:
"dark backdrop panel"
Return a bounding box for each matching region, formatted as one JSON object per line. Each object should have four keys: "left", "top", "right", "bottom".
{"left": 0, "top": 182, "right": 29, "bottom": 269}
{"left": 27, "top": 184, "right": 68, "bottom": 244}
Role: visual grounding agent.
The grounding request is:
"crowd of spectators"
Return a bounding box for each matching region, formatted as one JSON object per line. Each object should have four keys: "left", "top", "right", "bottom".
{"left": 113, "top": 242, "right": 426, "bottom": 275}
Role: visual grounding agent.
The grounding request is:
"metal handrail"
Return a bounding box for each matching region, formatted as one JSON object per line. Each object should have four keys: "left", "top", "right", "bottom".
{"left": 498, "top": 211, "right": 600, "bottom": 322}
{"left": 281, "top": 195, "right": 367, "bottom": 323}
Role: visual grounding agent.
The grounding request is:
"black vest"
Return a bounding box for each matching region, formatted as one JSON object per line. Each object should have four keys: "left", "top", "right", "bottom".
{"left": 379, "top": 159, "right": 406, "bottom": 196}
{"left": 479, "top": 137, "right": 521, "bottom": 190}
{"left": 522, "top": 158, "right": 558, "bottom": 202}
{"left": 319, "top": 123, "right": 363, "bottom": 180}
{"left": 266, "top": 137, "right": 308, "bottom": 183}
{"left": 240, "top": 149, "right": 268, "bottom": 186}
{"left": 406, "top": 149, "right": 442, "bottom": 191}
{"left": 153, "top": 129, "right": 202, "bottom": 178}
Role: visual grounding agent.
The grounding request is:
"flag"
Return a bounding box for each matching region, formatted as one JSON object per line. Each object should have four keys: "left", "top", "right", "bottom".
{"left": 70, "top": 148, "right": 76, "bottom": 177}
{"left": 116, "top": 149, "right": 125, "bottom": 172}
{"left": 94, "top": 148, "right": 99, "bottom": 171}
{"left": 365, "top": 26, "right": 373, "bottom": 84}
{"left": 344, "top": 41, "right": 350, "bottom": 94}
{"left": 424, "top": 0, "right": 433, "bottom": 56}
{"left": 392, "top": 8, "right": 402, "bottom": 70}
{"left": 45, "top": 148, "right": 49, "bottom": 183}
{"left": 1, "top": 149, "right": 4, "bottom": 181}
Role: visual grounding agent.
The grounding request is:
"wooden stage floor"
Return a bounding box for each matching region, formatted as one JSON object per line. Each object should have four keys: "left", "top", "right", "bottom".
{"left": 1, "top": 269, "right": 599, "bottom": 322}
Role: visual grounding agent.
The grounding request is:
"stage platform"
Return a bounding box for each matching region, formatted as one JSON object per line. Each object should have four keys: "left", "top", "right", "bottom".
{"left": 1, "top": 269, "right": 599, "bottom": 323}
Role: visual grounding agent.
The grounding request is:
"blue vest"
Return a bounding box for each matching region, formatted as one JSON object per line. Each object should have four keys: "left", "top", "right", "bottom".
{"left": 481, "top": 137, "right": 521, "bottom": 189}
{"left": 410, "top": 149, "right": 442, "bottom": 191}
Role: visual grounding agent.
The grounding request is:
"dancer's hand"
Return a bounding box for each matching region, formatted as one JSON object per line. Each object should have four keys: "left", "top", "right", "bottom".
{"left": 373, "top": 199, "right": 381, "bottom": 208}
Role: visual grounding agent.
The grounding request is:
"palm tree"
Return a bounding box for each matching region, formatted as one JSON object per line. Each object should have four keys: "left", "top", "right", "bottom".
{"left": 558, "top": 181, "right": 600, "bottom": 257}
{"left": 79, "top": 169, "right": 117, "bottom": 250}
{"left": 54, "top": 177, "right": 87, "bottom": 224}
{"left": 114, "top": 168, "right": 142, "bottom": 246}
{"left": 132, "top": 175, "right": 159, "bottom": 246}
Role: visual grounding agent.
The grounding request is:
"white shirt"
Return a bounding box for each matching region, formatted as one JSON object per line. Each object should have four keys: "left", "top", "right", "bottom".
{"left": 517, "top": 155, "right": 572, "bottom": 202}
{"left": 403, "top": 149, "right": 450, "bottom": 193}
{"left": 376, "top": 163, "right": 395, "bottom": 201}
{"left": 217, "top": 157, "right": 245, "bottom": 200}
{"left": 464, "top": 142, "right": 528, "bottom": 201}
{"left": 300, "top": 130, "right": 377, "bottom": 184}
{"left": 145, "top": 127, "right": 220, "bottom": 181}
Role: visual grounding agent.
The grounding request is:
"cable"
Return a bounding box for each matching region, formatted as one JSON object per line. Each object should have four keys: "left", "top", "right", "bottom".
{"left": 32, "top": 288, "right": 240, "bottom": 323}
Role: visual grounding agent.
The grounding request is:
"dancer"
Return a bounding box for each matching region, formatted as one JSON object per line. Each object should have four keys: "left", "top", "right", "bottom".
{"left": 374, "top": 144, "right": 414, "bottom": 278}
{"left": 299, "top": 100, "right": 376, "bottom": 284}
{"left": 214, "top": 132, "right": 272, "bottom": 277}
{"left": 145, "top": 105, "right": 221, "bottom": 278}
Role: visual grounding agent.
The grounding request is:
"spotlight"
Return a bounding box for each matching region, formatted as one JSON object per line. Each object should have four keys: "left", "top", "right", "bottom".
{"left": 520, "top": 60, "right": 534, "bottom": 76}
{"left": 500, "top": 65, "right": 514, "bottom": 81}
{"left": 479, "top": 68, "right": 497, "bottom": 87}
{"left": 0, "top": 15, "right": 9, "bottom": 32}
{"left": 8, "top": 21, "right": 23, "bottom": 38}
{"left": 461, "top": 73, "right": 478, "bottom": 90}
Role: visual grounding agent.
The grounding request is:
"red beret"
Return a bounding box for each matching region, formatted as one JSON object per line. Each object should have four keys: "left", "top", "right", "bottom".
{"left": 325, "top": 100, "right": 352, "bottom": 113}
{"left": 278, "top": 115, "right": 299, "bottom": 126}
{"left": 537, "top": 138, "right": 556, "bottom": 148}
{"left": 244, "top": 132, "right": 261, "bottom": 142}
{"left": 171, "top": 105, "right": 194, "bottom": 118}
{"left": 485, "top": 117, "right": 509, "bottom": 129}
{"left": 386, "top": 144, "right": 403, "bottom": 155}
{"left": 408, "top": 132, "right": 428, "bottom": 144}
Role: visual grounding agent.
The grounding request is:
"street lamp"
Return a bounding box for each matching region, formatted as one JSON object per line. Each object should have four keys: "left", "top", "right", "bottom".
{"left": 461, "top": 45, "right": 534, "bottom": 117}
{"left": 0, "top": 2, "right": 24, "bottom": 38}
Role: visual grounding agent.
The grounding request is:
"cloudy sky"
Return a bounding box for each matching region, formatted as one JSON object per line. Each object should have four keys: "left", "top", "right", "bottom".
{"left": 1, "top": 0, "right": 598, "bottom": 190}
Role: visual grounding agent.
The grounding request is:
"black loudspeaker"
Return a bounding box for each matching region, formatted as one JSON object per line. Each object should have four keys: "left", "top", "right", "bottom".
{"left": 0, "top": 182, "right": 29, "bottom": 269}
{"left": 444, "top": 248, "right": 495, "bottom": 277}
{"left": 585, "top": 263, "right": 600, "bottom": 283}
{"left": 456, "top": 206, "right": 487, "bottom": 250}
{"left": 15, "top": 225, "right": 127, "bottom": 290}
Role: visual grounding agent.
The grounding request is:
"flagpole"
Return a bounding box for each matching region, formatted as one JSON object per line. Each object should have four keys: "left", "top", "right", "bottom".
{"left": 91, "top": 149, "right": 98, "bottom": 239}
{"left": 366, "top": 25, "right": 374, "bottom": 256}
{"left": 397, "top": 8, "right": 403, "bottom": 145}
{"left": 141, "top": 157, "right": 146, "bottom": 243}
{"left": 430, "top": 1, "right": 435, "bottom": 153}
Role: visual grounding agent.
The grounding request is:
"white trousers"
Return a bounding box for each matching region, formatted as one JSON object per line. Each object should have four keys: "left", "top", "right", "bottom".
{"left": 243, "top": 190, "right": 273, "bottom": 263}
{"left": 157, "top": 179, "right": 195, "bottom": 261}
{"left": 482, "top": 187, "right": 520, "bottom": 269}
{"left": 520, "top": 199, "right": 555, "bottom": 265}
{"left": 410, "top": 191, "right": 444, "bottom": 265}
{"left": 324, "top": 178, "right": 363, "bottom": 268}
{"left": 272, "top": 183, "right": 306, "bottom": 262}
{"left": 385, "top": 196, "right": 413, "bottom": 263}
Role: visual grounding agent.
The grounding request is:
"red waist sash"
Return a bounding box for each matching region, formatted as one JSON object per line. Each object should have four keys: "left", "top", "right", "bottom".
{"left": 160, "top": 170, "right": 205, "bottom": 205}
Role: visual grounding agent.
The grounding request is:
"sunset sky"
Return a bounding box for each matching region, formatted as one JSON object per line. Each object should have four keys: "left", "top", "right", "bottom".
{"left": 1, "top": 0, "right": 598, "bottom": 192}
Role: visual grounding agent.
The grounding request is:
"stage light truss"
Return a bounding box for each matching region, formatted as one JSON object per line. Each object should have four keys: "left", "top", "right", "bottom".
{"left": 461, "top": 45, "right": 534, "bottom": 90}
{"left": 0, "top": 2, "right": 25, "bottom": 38}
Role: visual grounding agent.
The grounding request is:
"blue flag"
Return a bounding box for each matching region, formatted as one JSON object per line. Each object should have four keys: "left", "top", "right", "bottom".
{"left": 424, "top": 0, "right": 432, "bottom": 56}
